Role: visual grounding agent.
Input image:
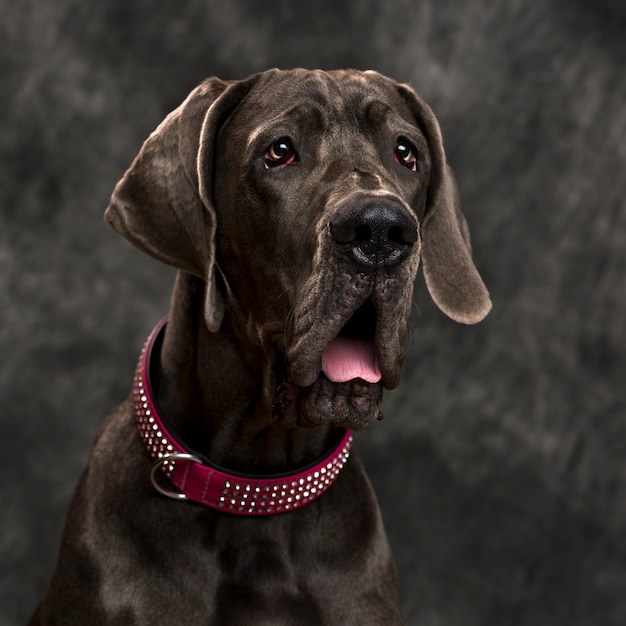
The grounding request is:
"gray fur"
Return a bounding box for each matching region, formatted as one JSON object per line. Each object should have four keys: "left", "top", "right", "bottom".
{"left": 30, "top": 69, "right": 488, "bottom": 624}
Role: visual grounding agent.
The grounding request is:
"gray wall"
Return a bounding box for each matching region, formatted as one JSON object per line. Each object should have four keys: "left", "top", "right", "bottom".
{"left": 2, "top": 1, "right": 625, "bottom": 624}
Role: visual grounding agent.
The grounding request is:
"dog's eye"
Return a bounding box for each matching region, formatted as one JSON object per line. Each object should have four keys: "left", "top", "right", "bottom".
{"left": 394, "top": 141, "right": 417, "bottom": 172}
{"left": 264, "top": 139, "right": 297, "bottom": 169}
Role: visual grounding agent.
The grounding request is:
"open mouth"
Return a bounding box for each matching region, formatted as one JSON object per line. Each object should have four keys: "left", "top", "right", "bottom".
{"left": 282, "top": 268, "right": 413, "bottom": 429}
{"left": 287, "top": 273, "right": 409, "bottom": 390}
{"left": 320, "top": 300, "right": 381, "bottom": 384}
{"left": 281, "top": 297, "right": 390, "bottom": 430}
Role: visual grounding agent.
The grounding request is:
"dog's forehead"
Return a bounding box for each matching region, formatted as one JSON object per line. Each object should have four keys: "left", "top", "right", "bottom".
{"left": 235, "top": 69, "right": 412, "bottom": 131}
{"left": 261, "top": 69, "right": 395, "bottom": 102}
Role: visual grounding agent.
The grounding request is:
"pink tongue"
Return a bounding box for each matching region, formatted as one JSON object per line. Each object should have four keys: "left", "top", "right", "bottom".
{"left": 321, "top": 336, "right": 382, "bottom": 383}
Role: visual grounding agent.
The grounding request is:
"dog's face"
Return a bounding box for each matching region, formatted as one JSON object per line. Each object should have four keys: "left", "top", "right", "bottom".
{"left": 105, "top": 69, "right": 491, "bottom": 431}
{"left": 212, "top": 70, "right": 429, "bottom": 428}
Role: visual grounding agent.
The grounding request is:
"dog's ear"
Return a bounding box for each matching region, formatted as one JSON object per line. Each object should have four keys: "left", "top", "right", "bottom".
{"left": 105, "top": 76, "right": 258, "bottom": 331}
{"left": 397, "top": 83, "right": 492, "bottom": 324}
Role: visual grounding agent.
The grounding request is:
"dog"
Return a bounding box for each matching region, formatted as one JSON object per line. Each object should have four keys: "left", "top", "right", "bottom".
{"left": 30, "top": 69, "right": 490, "bottom": 625}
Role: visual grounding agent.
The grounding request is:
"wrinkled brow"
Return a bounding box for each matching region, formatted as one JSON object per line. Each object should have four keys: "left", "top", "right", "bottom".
{"left": 245, "top": 103, "right": 328, "bottom": 150}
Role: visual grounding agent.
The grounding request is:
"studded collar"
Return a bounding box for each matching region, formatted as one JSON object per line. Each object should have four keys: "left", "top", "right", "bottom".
{"left": 134, "top": 318, "right": 353, "bottom": 515}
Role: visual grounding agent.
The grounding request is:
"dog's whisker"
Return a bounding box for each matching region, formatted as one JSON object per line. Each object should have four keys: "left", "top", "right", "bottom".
{"left": 284, "top": 305, "right": 296, "bottom": 345}
{"left": 404, "top": 299, "right": 422, "bottom": 352}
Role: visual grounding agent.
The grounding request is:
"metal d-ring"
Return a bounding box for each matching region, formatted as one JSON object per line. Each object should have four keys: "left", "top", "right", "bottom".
{"left": 149, "top": 452, "right": 202, "bottom": 500}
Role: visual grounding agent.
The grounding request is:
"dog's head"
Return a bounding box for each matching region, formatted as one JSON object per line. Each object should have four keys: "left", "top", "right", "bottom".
{"left": 106, "top": 69, "right": 491, "bottom": 431}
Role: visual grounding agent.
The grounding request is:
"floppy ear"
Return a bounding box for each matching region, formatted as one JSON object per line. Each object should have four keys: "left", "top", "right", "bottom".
{"left": 104, "top": 76, "right": 258, "bottom": 331}
{"left": 397, "top": 84, "right": 492, "bottom": 324}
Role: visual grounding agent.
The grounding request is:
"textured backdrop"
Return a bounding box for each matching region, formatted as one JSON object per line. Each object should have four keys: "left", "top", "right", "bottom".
{"left": 2, "top": 1, "right": 625, "bottom": 624}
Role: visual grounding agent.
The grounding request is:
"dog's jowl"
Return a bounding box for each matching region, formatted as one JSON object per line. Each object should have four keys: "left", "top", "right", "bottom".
{"left": 30, "top": 69, "right": 490, "bottom": 625}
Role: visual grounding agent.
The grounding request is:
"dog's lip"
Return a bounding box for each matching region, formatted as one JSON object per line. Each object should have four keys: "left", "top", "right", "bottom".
{"left": 297, "top": 373, "right": 384, "bottom": 430}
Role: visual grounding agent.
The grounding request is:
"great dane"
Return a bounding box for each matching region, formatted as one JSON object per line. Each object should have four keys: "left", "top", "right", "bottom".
{"left": 31, "top": 69, "right": 491, "bottom": 625}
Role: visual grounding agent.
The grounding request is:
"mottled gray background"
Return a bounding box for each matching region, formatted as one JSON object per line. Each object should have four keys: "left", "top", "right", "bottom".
{"left": 2, "top": 1, "right": 625, "bottom": 624}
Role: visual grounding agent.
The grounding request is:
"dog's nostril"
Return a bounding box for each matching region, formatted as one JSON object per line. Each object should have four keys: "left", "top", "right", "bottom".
{"left": 389, "top": 225, "right": 409, "bottom": 245}
{"left": 331, "top": 203, "right": 417, "bottom": 268}
{"left": 352, "top": 224, "right": 373, "bottom": 245}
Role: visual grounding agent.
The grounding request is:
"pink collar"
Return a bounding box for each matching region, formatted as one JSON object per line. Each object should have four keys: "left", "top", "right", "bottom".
{"left": 134, "top": 318, "right": 353, "bottom": 515}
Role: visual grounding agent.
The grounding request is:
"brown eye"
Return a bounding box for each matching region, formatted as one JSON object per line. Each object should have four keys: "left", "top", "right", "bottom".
{"left": 264, "top": 139, "right": 297, "bottom": 169}
{"left": 394, "top": 141, "right": 417, "bottom": 172}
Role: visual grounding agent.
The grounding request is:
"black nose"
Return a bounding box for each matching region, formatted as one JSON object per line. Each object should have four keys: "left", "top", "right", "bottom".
{"left": 331, "top": 203, "right": 418, "bottom": 268}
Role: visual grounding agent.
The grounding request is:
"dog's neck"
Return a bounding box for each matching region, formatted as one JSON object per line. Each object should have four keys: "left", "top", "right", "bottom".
{"left": 152, "top": 272, "right": 336, "bottom": 474}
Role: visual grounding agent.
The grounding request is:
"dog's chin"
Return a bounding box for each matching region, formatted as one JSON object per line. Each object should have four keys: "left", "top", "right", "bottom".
{"left": 277, "top": 375, "right": 383, "bottom": 431}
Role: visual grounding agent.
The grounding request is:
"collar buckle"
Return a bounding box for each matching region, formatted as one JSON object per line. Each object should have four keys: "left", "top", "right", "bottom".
{"left": 149, "top": 452, "right": 203, "bottom": 500}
